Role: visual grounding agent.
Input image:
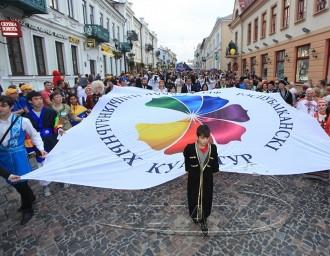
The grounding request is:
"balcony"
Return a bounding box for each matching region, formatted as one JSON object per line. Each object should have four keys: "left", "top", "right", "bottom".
{"left": 145, "top": 44, "right": 153, "bottom": 52}
{"left": 127, "top": 30, "right": 138, "bottom": 41}
{"left": 84, "top": 24, "right": 109, "bottom": 43}
{"left": 4, "top": 0, "right": 48, "bottom": 14}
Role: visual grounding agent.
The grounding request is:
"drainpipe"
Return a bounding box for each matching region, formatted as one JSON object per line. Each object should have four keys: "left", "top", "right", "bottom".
{"left": 140, "top": 23, "right": 143, "bottom": 70}
{"left": 150, "top": 33, "right": 154, "bottom": 68}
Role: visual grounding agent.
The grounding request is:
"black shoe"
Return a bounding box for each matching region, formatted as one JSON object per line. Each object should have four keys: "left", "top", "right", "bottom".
{"left": 17, "top": 195, "right": 36, "bottom": 212}
{"left": 200, "top": 220, "right": 208, "bottom": 237}
{"left": 20, "top": 210, "right": 33, "bottom": 225}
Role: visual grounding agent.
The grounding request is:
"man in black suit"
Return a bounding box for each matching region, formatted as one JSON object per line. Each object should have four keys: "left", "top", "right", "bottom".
{"left": 136, "top": 77, "right": 152, "bottom": 90}
{"left": 181, "top": 78, "right": 201, "bottom": 93}
{"left": 183, "top": 125, "right": 219, "bottom": 236}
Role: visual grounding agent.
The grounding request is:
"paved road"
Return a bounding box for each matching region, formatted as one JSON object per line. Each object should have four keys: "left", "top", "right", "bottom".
{"left": 0, "top": 172, "right": 329, "bottom": 255}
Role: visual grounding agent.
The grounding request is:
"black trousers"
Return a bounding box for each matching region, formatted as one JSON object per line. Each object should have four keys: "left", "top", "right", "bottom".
{"left": 12, "top": 181, "right": 34, "bottom": 212}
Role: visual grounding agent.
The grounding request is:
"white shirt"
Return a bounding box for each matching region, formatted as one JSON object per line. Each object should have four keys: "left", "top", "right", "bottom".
{"left": 77, "top": 86, "right": 87, "bottom": 105}
{"left": 154, "top": 87, "right": 167, "bottom": 93}
{"left": 0, "top": 114, "right": 44, "bottom": 151}
{"left": 296, "top": 99, "right": 318, "bottom": 116}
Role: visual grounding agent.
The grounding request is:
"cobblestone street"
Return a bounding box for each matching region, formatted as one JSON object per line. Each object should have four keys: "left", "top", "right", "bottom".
{"left": 0, "top": 172, "right": 329, "bottom": 255}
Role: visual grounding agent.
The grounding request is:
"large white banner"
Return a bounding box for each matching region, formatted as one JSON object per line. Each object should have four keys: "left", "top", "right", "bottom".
{"left": 22, "top": 87, "right": 330, "bottom": 189}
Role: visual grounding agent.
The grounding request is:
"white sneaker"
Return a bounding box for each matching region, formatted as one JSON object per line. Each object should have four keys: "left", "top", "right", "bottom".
{"left": 43, "top": 186, "right": 51, "bottom": 197}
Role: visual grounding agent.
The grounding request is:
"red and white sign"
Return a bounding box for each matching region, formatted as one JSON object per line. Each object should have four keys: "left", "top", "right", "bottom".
{"left": 0, "top": 20, "right": 22, "bottom": 37}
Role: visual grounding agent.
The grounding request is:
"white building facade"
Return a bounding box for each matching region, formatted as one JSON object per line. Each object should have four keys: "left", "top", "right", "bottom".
{"left": 0, "top": 0, "right": 159, "bottom": 90}
{"left": 157, "top": 46, "right": 177, "bottom": 69}
{"left": 194, "top": 15, "right": 232, "bottom": 71}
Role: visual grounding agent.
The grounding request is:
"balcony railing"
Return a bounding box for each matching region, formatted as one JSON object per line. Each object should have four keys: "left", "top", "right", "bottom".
{"left": 127, "top": 30, "right": 138, "bottom": 41}
{"left": 4, "top": 0, "right": 48, "bottom": 14}
{"left": 84, "top": 24, "right": 109, "bottom": 43}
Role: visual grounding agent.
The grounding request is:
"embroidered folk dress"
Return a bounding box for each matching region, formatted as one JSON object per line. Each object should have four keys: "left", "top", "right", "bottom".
{"left": 183, "top": 143, "right": 219, "bottom": 221}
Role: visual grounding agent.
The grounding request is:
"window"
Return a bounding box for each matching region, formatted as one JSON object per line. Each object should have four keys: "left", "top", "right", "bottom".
{"left": 276, "top": 50, "right": 285, "bottom": 79}
{"left": 282, "top": 0, "right": 290, "bottom": 28}
{"left": 296, "top": 45, "right": 310, "bottom": 82}
{"left": 261, "top": 54, "right": 268, "bottom": 79}
{"left": 71, "top": 45, "right": 78, "bottom": 75}
{"left": 49, "top": 0, "right": 58, "bottom": 10}
{"left": 106, "top": 18, "right": 110, "bottom": 32}
{"left": 7, "top": 38, "right": 25, "bottom": 76}
{"left": 100, "top": 13, "right": 103, "bottom": 27}
{"left": 254, "top": 18, "right": 258, "bottom": 42}
{"left": 296, "top": 0, "right": 306, "bottom": 21}
{"left": 117, "top": 25, "right": 120, "bottom": 40}
{"left": 261, "top": 12, "right": 267, "bottom": 38}
{"left": 90, "top": 60, "right": 95, "bottom": 75}
{"left": 112, "top": 23, "right": 115, "bottom": 39}
{"left": 315, "top": 0, "right": 328, "bottom": 12}
{"left": 235, "top": 31, "right": 238, "bottom": 46}
{"left": 242, "top": 59, "right": 247, "bottom": 74}
{"left": 251, "top": 57, "right": 257, "bottom": 75}
{"left": 270, "top": 5, "right": 277, "bottom": 34}
{"left": 247, "top": 23, "right": 252, "bottom": 45}
{"left": 89, "top": 5, "right": 94, "bottom": 24}
{"left": 82, "top": 0, "right": 87, "bottom": 24}
{"left": 103, "top": 55, "right": 107, "bottom": 75}
{"left": 55, "top": 41, "right": 65, "bottom": 74}
{"left": 33, "top": 36, "right": 46, "bottom": 76}
{"left": 67, "top": 0, "right": 74, "bottom": 18}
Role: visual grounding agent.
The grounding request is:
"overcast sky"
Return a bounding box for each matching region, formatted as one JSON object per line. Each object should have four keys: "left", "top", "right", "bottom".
{"left": 130, "top": 0, "right": 235, "bottom": 62}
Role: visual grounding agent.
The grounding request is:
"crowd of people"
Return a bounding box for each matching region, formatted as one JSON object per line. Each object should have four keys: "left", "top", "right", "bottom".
{"left": 0, "top": 68, "right": 329, "bottom": 225}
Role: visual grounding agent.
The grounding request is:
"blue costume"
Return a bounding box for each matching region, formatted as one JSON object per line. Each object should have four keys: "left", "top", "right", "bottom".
{"left": 0, "top": 114, "right": 35, "bottom": 224}
{"left": 0, "top": 115, "right": 31, "bottom": 178}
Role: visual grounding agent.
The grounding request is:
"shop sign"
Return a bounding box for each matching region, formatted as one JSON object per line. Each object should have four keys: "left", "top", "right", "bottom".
{"left": 69, "top": 36, "right": 80, "bottom": 45}
{"left": 0, "top": 20, "right": 22, "bottom": 37}
{"left": 86, "top": 38, "right": 96, "bottom": 48}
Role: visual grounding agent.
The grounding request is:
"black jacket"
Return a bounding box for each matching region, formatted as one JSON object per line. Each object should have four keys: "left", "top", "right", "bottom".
{"left": 183, "top": 143, "right": 219, "bottom": 174}
{"left": 136, "top": 84, "right": 152, "bottom": 90}
{"left": 181, "top": 83, "right": 201, "bottom": 93}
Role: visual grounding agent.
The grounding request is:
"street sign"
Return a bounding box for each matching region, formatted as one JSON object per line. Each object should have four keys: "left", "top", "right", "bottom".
{"left": 86, "top": 38, "right": 96, "bottom": 48}
{"left": 0, "top": 20, "right": 22, "bottom": 37}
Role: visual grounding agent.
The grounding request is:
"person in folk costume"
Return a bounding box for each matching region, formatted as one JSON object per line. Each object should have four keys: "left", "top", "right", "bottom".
{"left": 183, "top": 125, "right": 219, "bottom": 235}
{"left": 25, "top": 91, "right": 62, "bottom": 196}
{"left": 304, "top": 98, "right": 330, "bottom": 182}
{"left": 0, "top": 96, "right": 46, "bottom": 225}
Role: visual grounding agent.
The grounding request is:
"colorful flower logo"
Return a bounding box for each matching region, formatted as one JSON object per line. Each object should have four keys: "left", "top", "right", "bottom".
{"left": 136, "top": 96, "right": 250, "bottom": 155}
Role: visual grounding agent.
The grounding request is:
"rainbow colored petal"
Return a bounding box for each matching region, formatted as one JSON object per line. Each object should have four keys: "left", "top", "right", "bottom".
{"left": 199, "top": 117, "right": 247, "bottom": 144}
{"left": 136, "top": 119, "right": 190, "bottom": 150}
{"left": 201, "top": 104, "right": 250, "bottom": 122}
{"left": 173, "top": 96, "right": 202, "bottom": 113}
{"left": 138, "top": 95, "right": 250, "bottom": 155}
{"left": 146, "top": 97, "right": 190, "bottom": 113}
{"left": 197, "top": 96, "right": 229, "bottom": 115}
{"left": 164, "top": 119, "right": 202, "bottom": 155}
